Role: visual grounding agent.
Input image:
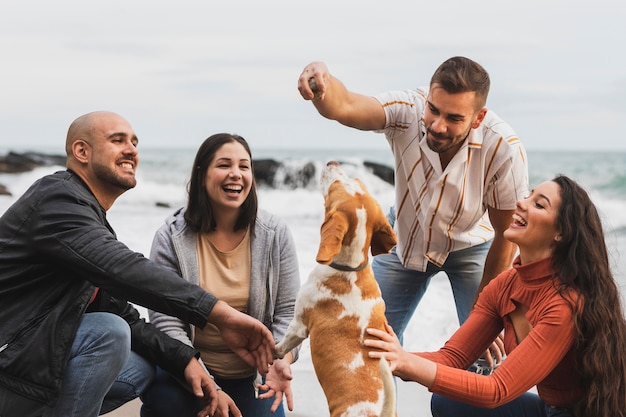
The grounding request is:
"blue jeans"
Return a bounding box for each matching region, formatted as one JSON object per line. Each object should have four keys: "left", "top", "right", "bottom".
{"left": 141, "top": 366, "right": 286, "bottom": 417}
{"left": 42, "top": 312, "right": 155, "bottom": 417}
{"left": 372, "top": 238, "right": 491, "bottom": 341}
{"left": 431, "top": 392, "right": 574, "bottom": 417}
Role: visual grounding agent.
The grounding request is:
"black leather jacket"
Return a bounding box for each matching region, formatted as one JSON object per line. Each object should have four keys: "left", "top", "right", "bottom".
{"left": 0, "top": 170, "right": 218, "bottom": 410}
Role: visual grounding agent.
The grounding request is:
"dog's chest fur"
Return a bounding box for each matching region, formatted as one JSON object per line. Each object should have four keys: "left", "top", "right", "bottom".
{"left": 298, "top": 265, "right": 384, "bottom": 339}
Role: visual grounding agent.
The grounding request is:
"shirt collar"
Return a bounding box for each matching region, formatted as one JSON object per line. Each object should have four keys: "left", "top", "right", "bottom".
{"left": 513, "top": 256, "right": 555, "bottom": 286}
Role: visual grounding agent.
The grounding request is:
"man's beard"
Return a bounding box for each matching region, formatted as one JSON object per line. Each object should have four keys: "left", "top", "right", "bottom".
{"left": 93, "top": 161, "right": 137, "bottom": 191}
{"left": 426, "top": 127, "right": 471, "bottom": 154}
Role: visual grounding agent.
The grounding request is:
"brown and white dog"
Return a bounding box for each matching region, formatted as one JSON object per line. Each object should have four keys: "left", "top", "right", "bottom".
{"left": 276, "top": 161, "right": 398, "bottom": 417}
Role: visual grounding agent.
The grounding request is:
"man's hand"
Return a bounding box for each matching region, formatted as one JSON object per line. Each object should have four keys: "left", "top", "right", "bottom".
{"left": 298, "top": 61, "right": 329, "bottom": 100}
{"left": 211, "top": 390, "right": 242, "bottom": 417}
{"left": 184, "top": 358, "right": 218, "bottom": 417}
{"left": 208, "top": 300, "right": 275, "bottom": 374}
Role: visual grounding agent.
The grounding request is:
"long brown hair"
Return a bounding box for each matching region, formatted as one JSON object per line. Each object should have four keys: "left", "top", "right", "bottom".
{"left": 551, "top": 175, "right": 626, "bottom": 416}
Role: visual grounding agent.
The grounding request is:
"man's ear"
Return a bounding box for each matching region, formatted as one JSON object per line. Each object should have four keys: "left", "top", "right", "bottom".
{"left": 471, "top": 107, "right": 488, "bottom": 129}
{"left": 72, "top": 140, "right": 90, "bottom": 164}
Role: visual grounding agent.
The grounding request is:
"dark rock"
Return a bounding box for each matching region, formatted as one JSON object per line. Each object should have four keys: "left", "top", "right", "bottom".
{"left": 254, "top": 158, "right": 318, "bottom": 189}
{"left": 253, "top": 159, "right": 281, "bottom": 188}
{"left": 364, "top": 161, "right": 394, "bottom": 185}
{"left": 0, "top": 152, "right": 395, "bottom": 194}
{"left": 282, "top": 161, "right": 316, "bottom": 189}
{"left": 0, "top": 151, "right": 67, "bottom": 197}
{"left": 0, "top": 151, "right": 66, "bottom": 173}
{"left": 253, "top": 158, "right": 394, "bottom": 189}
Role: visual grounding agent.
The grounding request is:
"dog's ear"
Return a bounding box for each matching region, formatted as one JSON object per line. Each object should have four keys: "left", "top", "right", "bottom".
{"left": 316, "top": 209, "right": 349, "bottom": 264}
{"left": 370, "top": 217, "right": 397, "bottom": 256}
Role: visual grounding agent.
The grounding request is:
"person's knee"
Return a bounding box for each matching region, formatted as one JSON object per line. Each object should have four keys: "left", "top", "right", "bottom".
{"left": 85, "top": 312, "right": 130, "bottom": 338}
{"left": 124, "top": 353, "right": 156, "bottom": 396}
{"left": 84, "top": 313, "right": 131, "bottom": 367}
{"left": 431, "top": 394, "right": 454, "bottom": 417}
{"left": 104, "top": 313, "right": 130, "bottom": 346}
{"left": 100, "top": 353, "right": 156, "bottom": 414}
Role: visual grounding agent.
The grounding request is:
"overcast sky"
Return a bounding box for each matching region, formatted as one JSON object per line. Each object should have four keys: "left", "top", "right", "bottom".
{"left": 1, "top": 0, "right": 625, "bottom": 151}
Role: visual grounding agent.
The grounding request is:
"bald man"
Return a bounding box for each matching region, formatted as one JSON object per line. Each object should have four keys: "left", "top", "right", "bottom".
{"left": 0, "top": 111, "right": 275, "bottom": 417}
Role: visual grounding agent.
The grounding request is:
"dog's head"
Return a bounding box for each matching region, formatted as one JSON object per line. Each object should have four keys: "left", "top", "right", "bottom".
{"left": 316, "top": 161, "right": 397, "bottom": 267}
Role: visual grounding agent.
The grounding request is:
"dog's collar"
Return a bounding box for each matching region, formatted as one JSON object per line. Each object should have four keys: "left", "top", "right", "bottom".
{"left": 328, "top": 261, "right": 368, "bottom": 272}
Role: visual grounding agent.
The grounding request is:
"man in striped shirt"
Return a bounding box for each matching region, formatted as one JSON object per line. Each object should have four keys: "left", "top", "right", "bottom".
{"left": 297, "top": 57, "right": 529, "bottom": 368}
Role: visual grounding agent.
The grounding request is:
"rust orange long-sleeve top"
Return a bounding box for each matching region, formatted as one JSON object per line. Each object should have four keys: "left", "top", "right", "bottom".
{"left": 416, "top": 256, "right": 582, "bottom": 408}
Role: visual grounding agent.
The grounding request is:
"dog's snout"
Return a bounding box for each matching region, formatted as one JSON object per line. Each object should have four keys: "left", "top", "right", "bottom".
{"left": 326, "top": 160, "right": 340, "bottom": 167}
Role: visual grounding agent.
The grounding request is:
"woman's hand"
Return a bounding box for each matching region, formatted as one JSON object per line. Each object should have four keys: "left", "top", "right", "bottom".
{"left": 481, "top": 332, "right": 505, "bottom": 368}
{"left": 365, "top": 322, "right": 437, "bottom": 387}
{"left": 364, "top": 323, "right": 405, "bottom": 375}
{"left": 256, "top": 357, "right": 294, "bottom": 412}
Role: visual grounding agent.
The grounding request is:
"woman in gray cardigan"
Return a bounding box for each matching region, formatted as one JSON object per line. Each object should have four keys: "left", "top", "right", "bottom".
{"left": 140, "top": 133, "right": 300, "bottom": 417}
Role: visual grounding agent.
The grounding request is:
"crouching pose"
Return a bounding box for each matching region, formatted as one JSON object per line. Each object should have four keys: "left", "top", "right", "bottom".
{"left": 366, "top": 175, "right": 626, "bottom": 417}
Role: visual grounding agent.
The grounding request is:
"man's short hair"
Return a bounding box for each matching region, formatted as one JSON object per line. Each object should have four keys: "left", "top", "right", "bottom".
{"left": 430, "top": 56, "right": 490, "bottom": 109}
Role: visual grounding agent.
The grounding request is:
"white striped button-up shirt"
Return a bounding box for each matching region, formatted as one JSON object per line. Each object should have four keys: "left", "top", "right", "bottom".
{"left": 375, "top": 88, "right": 529, "bottom": 271}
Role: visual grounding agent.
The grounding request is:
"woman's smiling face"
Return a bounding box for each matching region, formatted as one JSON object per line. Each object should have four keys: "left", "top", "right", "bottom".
{"left": 204, "top": 141, "right": 253, "bottom": 211}
{"left": 504, "top": 180, "right": 562, "bottom": 264}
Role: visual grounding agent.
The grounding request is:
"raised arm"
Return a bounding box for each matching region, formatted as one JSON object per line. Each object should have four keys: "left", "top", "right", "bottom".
{"left": 298, "top": 61, "right": 386, "bottom": 131}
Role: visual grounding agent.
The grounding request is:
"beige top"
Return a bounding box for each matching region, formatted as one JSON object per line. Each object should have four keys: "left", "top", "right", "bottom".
{"left": 195, "top": 228, "right": 254, "bottom": 378}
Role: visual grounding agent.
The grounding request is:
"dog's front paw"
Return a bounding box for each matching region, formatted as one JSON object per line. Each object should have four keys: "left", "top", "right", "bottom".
{"left": 275, "top": 342, "right": 288, "bottom": 359}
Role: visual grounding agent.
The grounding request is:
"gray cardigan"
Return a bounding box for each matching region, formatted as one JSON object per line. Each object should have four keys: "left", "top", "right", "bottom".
{"left": 148, "top": 207, "right": 301, "bottom": 365}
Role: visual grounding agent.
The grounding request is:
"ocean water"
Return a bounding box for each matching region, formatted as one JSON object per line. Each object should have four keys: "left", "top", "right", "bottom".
{"left": 108, "top": 147, "right": 626, "bottom": 282}
{"left": 1, "top": 147, "right": 625, "bottom": 415}
{"left": 1, "top": 146, "right": 625, "bottom": 293}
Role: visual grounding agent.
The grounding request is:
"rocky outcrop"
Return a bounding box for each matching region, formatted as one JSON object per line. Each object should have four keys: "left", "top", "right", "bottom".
{"left": 253, "top": 159, "right": 317, "bottom": 189}
{"left": 253, "top": 158, "right": 394, "bottom": 189}
{"left": 252, "top": 159, "right": 281, "bottom": 188}
{"left": 0, "top": 151, "right": 67, "bottom": 196}
{"left": 0, "top": 151, "right": 66, "bottom": 174}
{"left": 363, "top": 161, "right": 394, "bottom": 185}
{"left": 0, "top": 152, "right": 395, "bottom": 197}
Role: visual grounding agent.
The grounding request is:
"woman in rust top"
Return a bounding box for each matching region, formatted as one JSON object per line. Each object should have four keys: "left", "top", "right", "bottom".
{"left": 366, "top": 175, "right": 626, "bottom": 417}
